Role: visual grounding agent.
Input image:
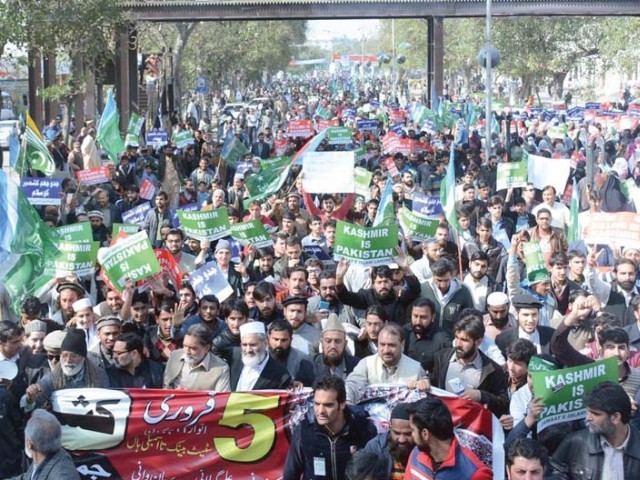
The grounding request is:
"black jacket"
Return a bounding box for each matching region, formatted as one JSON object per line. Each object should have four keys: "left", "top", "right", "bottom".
{"left": 107, "top": 358, "right": 165, "bottom": 388}
{"left": 312, "top": 352, "right": 360, "bottom": 380}
{"left": 336, "top": 275, "right": 420, "bottom": 325}
{"left": 283, "top": 407, "right": 377, "bottom": 480}
{"left": 496, "top": 326, "right": 555, "bottom": 359}
{"left": 230, "top": 348, "right": 292, "bottom": 390}
{"left": 212, "top": 328, "right": 240, "bottom": 364}
{"left": 431, "top": 348, "right": 509, "bottom": 417}
{"left": 550, "top": 425, "right": 640, "bottom": 479}
{"left": 403, "top": 323, "right": 454, "bottom": 374}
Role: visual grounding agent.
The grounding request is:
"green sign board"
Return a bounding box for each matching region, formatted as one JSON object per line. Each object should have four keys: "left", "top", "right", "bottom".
{"left": 398, "top": 207, "right": 439, "bottom": 242}
{"left": 523, "top": 241, "right": 549, "bottom": 284}
{"left": 354, "top": 167, "right": 373, "bottom": 198}
{"left": 112, "top": 223, "right": 140, "bottom": 236}
{"left": 231, "top": 219, "right": 273, "bottom": 248}
{"left": 531, "top": 357, "right": 618, "bottom": 432}
{"left": 173, "top": 130, "right": 195, "bottom": 149}
{"left": 56, "top": 222, "right": 93, "bottom": 243}
{"left": 98, "top": 231, "right": 161, "bottom": 292}
{"left": 334, "top": 220, "right": 398, "bottom": 266}
{"left": 496, "top": 162, "right": 528, "bottom": 191}
{"left": 177, "top": 208, "right": 231, "bottom": 241}
{"left": 326, "top": 127, "right": 353, "bottom": 145}
{"left": 44, "top": 241, "right": 99, "bottom": 276}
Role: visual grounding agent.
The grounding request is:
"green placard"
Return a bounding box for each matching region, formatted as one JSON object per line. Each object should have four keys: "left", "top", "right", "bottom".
{"left": 260, "top": 155, "right": 292, "bottom": 172}
{"left": 177, "top": 208, "right": 231, "bottom": 241}
{"left": 98, "top": 231, "right": 162, "bottom": 292}
{"left": 547, "top": 124, "right": 568, "bottom": 140}
{"left": 398, "top": 207, "right": 439, "bottom": 242}
{"left": 496, "top": 162, "right": 528, "bottom": 191}
{"left": 56, "top": 222, "right": 93, "bottom": 243}
{"left": 354, "top": 167, "right": 373, "bottom": 197}
{"left": 326, "top": 127, "right": 353, "bottom": 145}
{"left": 334, "top": 220, "right": 398, "bottom": 266}
{"left": 531, "top": 357, "right": 617, "bottom": 433}
{"left": 125, "top": 113, "right": 144, "bottom": 147}
{"left": 112, "top": 223, "right": 140, "bottom": 236}
{"left": 230, "top": 219, "right": 273, "bottom": 248}
{"left": 354, "top": 146, "right": 366, "bottom": 164}
{"left": 44, "top": 241, "right": 99, "bottom": 276}
{"left": 523, "top": 241, "right": 549, "bottom": 284}
{"left": 173, "top": 130, "right": 194, "bottom": 149}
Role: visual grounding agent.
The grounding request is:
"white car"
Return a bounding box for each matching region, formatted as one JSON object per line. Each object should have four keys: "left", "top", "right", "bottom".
{"left": 0, "top": 119, "right": 17, "bottom": 150}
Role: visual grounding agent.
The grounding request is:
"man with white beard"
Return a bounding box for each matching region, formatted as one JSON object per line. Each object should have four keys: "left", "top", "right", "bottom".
{"left": 22, "top": 329, "right": 110, "bottom": 410}
{"left": 230, "top": 322, "right": 292, "bottom": 391}
{"left": 163, "top": 324, "right": 230, "bottom": 391}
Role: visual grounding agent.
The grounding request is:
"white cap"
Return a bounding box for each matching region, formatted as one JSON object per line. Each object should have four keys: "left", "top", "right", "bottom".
{"left": 0, "top": 360, "right": 18, "bottom": 381}
{"left": 486, "top": 292, "right": 510, "bottom": 307}
{"left": 73, "top": 297, "right": 94, "bottom": 312}
{"left": 239, "top": 322, "right": 266, "bottom": 337}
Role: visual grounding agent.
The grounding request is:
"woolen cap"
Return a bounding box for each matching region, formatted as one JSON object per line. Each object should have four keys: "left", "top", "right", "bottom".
{"left": 511, "top": 294, "right": 543, "bottom": 310}
{"left": 282, "top": 296, "right": 308, "bottom": 308}
{"left": 96, "top": 316, "right": 122, "bottom": 330}
{"left": 43, "top": 330, "right": 66, "bottom": 353}
{"left": 61, "top": 329, "right": 87, "bottom": 357}
{"left": 322, "top": 314, "right": 345, "bottom": 333}
{"left": 24, "top": 320, "right": 47, "bottom": 335}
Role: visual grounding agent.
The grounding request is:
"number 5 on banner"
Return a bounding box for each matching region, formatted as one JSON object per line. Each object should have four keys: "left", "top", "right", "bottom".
{"left": 214, "top": 392, "right": 280, "bottom": 462}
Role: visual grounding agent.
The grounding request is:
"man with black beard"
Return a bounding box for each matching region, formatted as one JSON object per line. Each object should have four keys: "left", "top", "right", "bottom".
{"left": 230, "top": 321, "right": 292, "bottom": 390}
{"left": 307, "top": 272, "right": 346, "bottom": 322}
{"left": 336, "top": 261, "right": 420, "bottom": 324}
{"left": 364, "top": 403, "right": 416, "bottom": 478}
{"left": 312, "top": 315, "right": 359, "bottom": 380}
{"left": 249, "top": 281, "right": 284, "bottom": 326}
{"left": 267, "top": 320, "right": 315, "bottom": 387}
{"left": 403, "top": 299, "right": 453, "bottom": 373}
{"left": 431, "top": 310, "right": 509, "bottom": 417}
{"left": 483, "top": 292, "right": 515, "bottom": 340}
{"left": 589, "top": 256, "right": 639, "bottom": 326}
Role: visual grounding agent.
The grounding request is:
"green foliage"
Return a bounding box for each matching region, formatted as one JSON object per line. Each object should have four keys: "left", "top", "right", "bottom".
{"left": 177, "top": 20, "right": 307, "bottom": 90}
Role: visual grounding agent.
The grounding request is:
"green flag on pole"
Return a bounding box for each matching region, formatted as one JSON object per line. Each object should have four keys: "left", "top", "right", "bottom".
{"left": 97, "top": 90, "right": 126, "bottom": 164}
{"left": 440, "top": 144, "right": 459, "bottom": 231}
{"left": 567, "top": 179, "right": 580, "bottom": 244}
{"left": 15, "top": 114, "right": 56, "bottom": 176}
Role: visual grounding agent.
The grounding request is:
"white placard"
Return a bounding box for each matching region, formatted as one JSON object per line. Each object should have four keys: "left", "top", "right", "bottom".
{"left": 302, "top": 151, "right": 355, "bottom": 193}
{"left": 526, "top": 153, "right": 571, "bottom": 194}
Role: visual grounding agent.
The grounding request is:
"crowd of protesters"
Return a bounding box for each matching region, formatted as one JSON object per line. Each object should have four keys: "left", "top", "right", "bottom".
{"left": 2, "top": 75, "right": 640, "bottom": 479}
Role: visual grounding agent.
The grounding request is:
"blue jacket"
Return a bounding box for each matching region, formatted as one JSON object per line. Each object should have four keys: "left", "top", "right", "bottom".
{"left": 363, "top": 432, "right": 394, "bottom": 477}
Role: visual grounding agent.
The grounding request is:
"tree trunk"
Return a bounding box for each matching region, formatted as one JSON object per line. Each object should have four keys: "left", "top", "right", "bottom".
{"left": 173, "top": 22, "right": 198, "bottom": 114}
{"left": 553, "top": 71, "right": 568, "bottom": 101}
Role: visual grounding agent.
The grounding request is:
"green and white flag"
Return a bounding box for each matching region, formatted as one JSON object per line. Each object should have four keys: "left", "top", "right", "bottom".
{"left": 177, "top": 208, "right": 231, "bottom": 241}
{"left": 45, "top": 241, "right": 99, "bottom": 276}
{"left": 97, "top": 231, "right": 161, "bottom": 292}
{"left": 398, "top": 207, "right": 439, "bottom": 242}
{"left": 125, "top": 113, "right": 144, "bottom": 147}
{"left": 96, "top": 90, "right": 126, "bottom": 164}
{"left": 221, "top": 137, "right": 250, "bottom": 168}
{"left": 334, "top": 220, "right": 398, "bottom": 266}
{"left": 326, "top": 127, "right": 353, "bottom": 145}
{"left": 354, "top": 167, "right": 373, "bottom": 197}
{"left": 315, "top": 104, "right": 332, "bottom": 120}
{"left": 531, "top": 357, "right": 617, "bottom": 433}
{"left": 567, "top": 179, "right": 580, "bottom": 244}
{"left": 496, "top": 162, "right": 528, "bottom": 191}
{"left": 16, "top": 114, "right": 56, "bottom": 176}
{"left": 56, "top": 222, "right": 93, "bottom": 243}
{"left": 231, "top": 219, "right": 273, "bottom": 248}
{"left": 173, "top": 130, "right": 195, "bottom": 149}
{"left": 244, "top": 163, "right": 292, "bottom": 208}
{"left": 440, "top": 144, "right": 459, "bottom": 231}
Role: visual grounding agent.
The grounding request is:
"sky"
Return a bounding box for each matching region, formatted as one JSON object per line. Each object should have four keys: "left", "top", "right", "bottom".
{"left": 306, "top": 19, "right": 379, "bottom": 44}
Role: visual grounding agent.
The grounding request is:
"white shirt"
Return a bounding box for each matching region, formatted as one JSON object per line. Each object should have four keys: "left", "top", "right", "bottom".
{"left": 601, "top": 425, "right": 630, "bottom": 480}
{"left": 237, "top": 353, "right": 269, "bottom": 391}
{"left": 463, "top": 274, "right": 490, "bottom": 311}
{"left": 510, "top": 384, "right": 533, "bottom": 425}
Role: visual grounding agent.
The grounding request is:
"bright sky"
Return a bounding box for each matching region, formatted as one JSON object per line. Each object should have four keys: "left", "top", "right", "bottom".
{"left": 306, "top": 19, "right": 379, "bottom": 42}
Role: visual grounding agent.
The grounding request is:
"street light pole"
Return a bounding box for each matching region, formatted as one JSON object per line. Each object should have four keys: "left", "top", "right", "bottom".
{"left": 392, "top": 18, "right": 397, "bottom": 103}
{"left": 485, "top": 0, "right": 493, "bottom": 162}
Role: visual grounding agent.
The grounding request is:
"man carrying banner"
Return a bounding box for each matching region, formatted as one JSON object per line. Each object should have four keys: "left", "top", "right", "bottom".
{"left": 283, "top": 375, "right": 377, "bottom": 480}
{"left": 550, "top": 382, "right": 640, "bottom": 479}
{"left": 163, "top": 323, "right": 230, "bottom": 391}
